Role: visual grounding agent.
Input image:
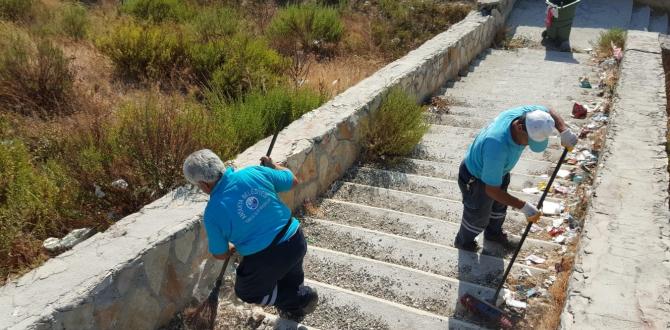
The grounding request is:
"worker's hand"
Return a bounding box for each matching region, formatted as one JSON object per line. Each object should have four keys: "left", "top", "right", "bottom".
{"left": 260, "top": 156, "right": 276, "bottom": 169}
{"left": 560, "top": 129, "right": 578, "bottom": 151}
{"left": 520, "top": 202, "right": 542, "bottom": 223}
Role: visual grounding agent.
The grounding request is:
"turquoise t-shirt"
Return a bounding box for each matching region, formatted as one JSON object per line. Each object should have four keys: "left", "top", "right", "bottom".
{"left": 464, "top": 105, "right": 550, "bottom": 186}
{"left": 203, "top": 166, "right": 299, "bottom": 256}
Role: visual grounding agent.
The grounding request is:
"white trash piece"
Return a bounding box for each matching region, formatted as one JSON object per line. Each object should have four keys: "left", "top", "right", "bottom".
{"left": 522, "top": 187, "right": 540, "bottom": 194}
{"left": 557, "top": 169, "right": 571, "bottom": 179}
{"left": 542, "top": 201, "right": 564, "bottom": 215}
{"left": 526, "top": 254, "right": 546, "bottom": 264}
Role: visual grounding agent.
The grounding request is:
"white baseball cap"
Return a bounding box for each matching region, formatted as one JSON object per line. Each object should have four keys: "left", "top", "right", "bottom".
{"left": 525, "top": 110, "right": 554, "bottom": 153}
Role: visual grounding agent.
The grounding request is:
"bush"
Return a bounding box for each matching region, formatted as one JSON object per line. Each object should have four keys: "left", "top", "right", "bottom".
{"left": 188, "top": 39, "right": 227, "bottom": 81}
{"left": 267, "top": 3, "right": 344, "bottom": 55}
{"left": 0, "top": 24, "right": 75, "bottom": 118}
{"left": 209, "top": 87, "right": 324, "bottom": 150}
{"left": 121, "top": 0, "right": 190, "bottom": 23}
{"left": 207, "top": 34, "right": 286, "bottom": 100}
{"left": 0, "top": 0, "right": 34, "bottom": 22}
{"left": 97, "top": 20, "right": 188, "bottom": 81}
{"left": 59, "top": 2, "right": 89, "bottom": 40}
{"left": 363, "top": 87, "right": 428, "bottom": 162}
{"left": 0, "top": 140, "right": 79, "bottom": 280}
{"left": 188, "top": 6, "right": 240, "bottom": 42}
{"left": 595, "top": 28, "right": 626, "bottom": 58}
{"left": 373, "top": 0, "right": 472, "bottom": 58}
{"left": 107, "top": 97, "right": 213, "bottom": 199}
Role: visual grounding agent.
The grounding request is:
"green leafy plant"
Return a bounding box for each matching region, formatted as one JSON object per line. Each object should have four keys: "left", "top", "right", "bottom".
{"left": 188, "top": 5, "right": 240, "bottom": 42}
{"left": 595, "top": 28, "right": 626, "bottom": 59}
{"left": 363, "top": 87, "right": 428, "bottom": 162}
{"left": 207, "top": 34, "right": 286, "bottom": 100}
{"left": 209, "top": 87, "right": 324, "bottom": 150}
{"left": 59, "top": 2, "right": 89, "bottom": 40}
{"left": 0, "top": 140, "right": 79, "bottom": 279}
{"left": 0, "top": 24, "right": 75, "bottom": 117}
{"left": 267, "top": 3, "right": 344, "bottom": 55}
{"left": 96, "top": 20, "right": 188, "bottom": 81}
{"left": 121, "top": 0, "right": 190, "bottom": 23}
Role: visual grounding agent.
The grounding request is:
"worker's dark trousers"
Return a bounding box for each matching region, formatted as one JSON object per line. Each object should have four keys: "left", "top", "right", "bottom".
{"left": 234, "top": 228, "right": 309, "bottom": 313}
{"left": 455, "top": 162, "right": 511, "bottom": 245}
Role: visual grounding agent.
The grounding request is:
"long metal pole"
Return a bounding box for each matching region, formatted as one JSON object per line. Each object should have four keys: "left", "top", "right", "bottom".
{"left": 492, "top": 148, "right": 569, "bottom": 303}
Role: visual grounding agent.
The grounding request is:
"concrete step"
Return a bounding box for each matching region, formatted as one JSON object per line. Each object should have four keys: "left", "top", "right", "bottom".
{"left": 303, "top": 246, "right": 494, "bottom": 319}
{"left": 424, "top": 112, "right": 491, "bottom": 129}
{"left": 301, "top": 279, "right": 483, "bottom": 330}
{"left": 412, "top": 138, "right": 562, "bottom": 165}
{"left": 343, "top": 167, "right": 564, "bottom": 205}
{"left": 328, "top": 182, "right": 564, "bottom": 242}
{"left": 301, "top": 219, "right": 547, "bottom": 287}
{"left": 649, "top": 12, "right": 669, "bottom": 34}
{"left": 629, "top": 5, "right": 651, "bottom": 31}
{"left": 368, "top": 159, "right": 550, "bottom": 190}
{"left": 315, "top": 199, "right": 561, "bottom": 257}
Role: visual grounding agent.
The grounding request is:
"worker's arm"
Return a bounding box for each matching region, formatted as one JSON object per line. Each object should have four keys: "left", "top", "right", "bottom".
{"left": 548, "top": 107, "right": 578, "bottom": 149}
{"left": 485, "top": 185, "right": 524, "bottom": 209}
{"left": 547, "top": 108, "right": 568, "bottom": 133}
{"left": 485, "top": 185, "right": 541, "bottom": 223}
{"left": 213, "top": 244, "right": 236, "bottom": 260}
{"left": 260, "top": 156, "right": 300, "bottom": 188}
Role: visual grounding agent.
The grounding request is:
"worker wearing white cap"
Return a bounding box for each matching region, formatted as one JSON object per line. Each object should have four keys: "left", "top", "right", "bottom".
{"left": 454, "top": 105, "right": 578, "bottom": 252}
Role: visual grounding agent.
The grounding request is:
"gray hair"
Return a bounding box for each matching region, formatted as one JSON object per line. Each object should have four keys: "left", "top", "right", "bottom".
{"left": 183, "top": 149, "right": 225, "bottom": 185}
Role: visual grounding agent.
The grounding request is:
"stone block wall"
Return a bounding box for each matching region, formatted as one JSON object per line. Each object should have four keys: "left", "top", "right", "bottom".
{"left": 0, "top": 1, "right": 517, "bottom": 329}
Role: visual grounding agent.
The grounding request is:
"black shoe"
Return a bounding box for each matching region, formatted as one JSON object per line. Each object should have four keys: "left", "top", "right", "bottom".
{"left": 454, "top": 237, "right": 479, "bottom": 252}
{"left": 484, "top": 232, "right": 518, "bottom": 251}
{"left": 301, "top": 286, "right": 319, "bottom": 315}
{"left": 278, "top": 286, "right": 319, "bottom": 323}
{"left": 278, "top": 309, "right": 305, "bottom": 323}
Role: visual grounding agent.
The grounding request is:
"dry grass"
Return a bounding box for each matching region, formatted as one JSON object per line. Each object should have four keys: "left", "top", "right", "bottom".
{"left": 304, "top": 56, "right": 384, "bottom": 97}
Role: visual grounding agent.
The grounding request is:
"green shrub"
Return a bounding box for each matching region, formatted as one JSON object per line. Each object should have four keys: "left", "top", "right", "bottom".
{"left": 0, "top": 140, "right": 79, "bottom": 279}
{"left": 108, "top": 97, "right": 214, "bottom": 198}
{"left": 188, "top": 6, "right": 240, "bottom": 42}
{"left": 97, "top": 21, "right": 188, "bottom": 81}
{"left": 0, "top": 24, "right": 75, "bottom": 117}
{"left": 121, "top": 0, "right": 189, "bottom": 23}
{"left": 373, "top": 0, "right": 472, "bottom": 58}
{"left": 267, "top": 3, "right": 344, "bottom": 55}
{"left": 0, "top": 0, "right": 34, "bottom": 22}
{"left": 59, "top": 2, "right": 89, "bottom": 40}
{"left": 595, "top": 28, "right": 626, "bottom": 58}
{"left": 363, "top": 87, "right": 428, "bottom": 162}
{"left": 209, "top": 87, "right": 324, "bottom": 150}
{"left": 207, "top": 34, "right": 286, "bottom": 100}
{"left": 188, "top": 39, "right": 227, "bottom": 81}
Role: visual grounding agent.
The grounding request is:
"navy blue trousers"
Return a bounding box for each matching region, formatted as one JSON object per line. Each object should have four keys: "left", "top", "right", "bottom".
{"left": 234, "top": 228, "right": 309, "bottom": 313}
{"left": 456, "top": 162, "right": 511, "bottom": 244}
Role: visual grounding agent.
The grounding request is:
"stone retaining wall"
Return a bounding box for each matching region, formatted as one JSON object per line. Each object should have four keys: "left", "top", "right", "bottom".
{"left": 0, "top": 1, "right": 517, "bottom": 329}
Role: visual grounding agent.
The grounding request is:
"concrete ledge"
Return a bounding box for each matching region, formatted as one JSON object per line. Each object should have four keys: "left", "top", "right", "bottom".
{"left": 560, "top": 31, "right": 670, "bottom": 329}
{"left": 0, "top": 1, "right": 517, "bottom": 329}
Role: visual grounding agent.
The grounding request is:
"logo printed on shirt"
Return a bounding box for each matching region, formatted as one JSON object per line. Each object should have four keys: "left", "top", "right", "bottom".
{"left": 245, "top": 196, "right": 259, "bottom": 210}
{"left": 237, "top": 188, "right": 271, "bottom": 223}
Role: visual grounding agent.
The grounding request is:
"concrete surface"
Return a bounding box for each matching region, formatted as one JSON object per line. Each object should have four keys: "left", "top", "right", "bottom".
{"left": 561, "top": 31, "right": 670, "bottom": 330}
{"left": 508, "top": 0, "right": 634, "bottom": 50}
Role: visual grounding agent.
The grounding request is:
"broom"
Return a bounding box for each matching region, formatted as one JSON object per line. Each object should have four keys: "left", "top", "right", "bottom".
{"left": 185, "top": 114, "right": 288, "bottom": 330}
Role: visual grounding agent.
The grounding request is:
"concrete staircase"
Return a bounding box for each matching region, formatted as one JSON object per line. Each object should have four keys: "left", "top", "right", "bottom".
{"left": 287, "top": 48, "right": 604, "bottom": 329}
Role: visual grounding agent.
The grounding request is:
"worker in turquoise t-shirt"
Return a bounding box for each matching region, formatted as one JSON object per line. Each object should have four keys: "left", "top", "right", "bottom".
{"left": 454, "top": 105, "right": 578, "bottom": 252}
{"left": 182, "top": 149, "right": 318, "bottom": 322}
